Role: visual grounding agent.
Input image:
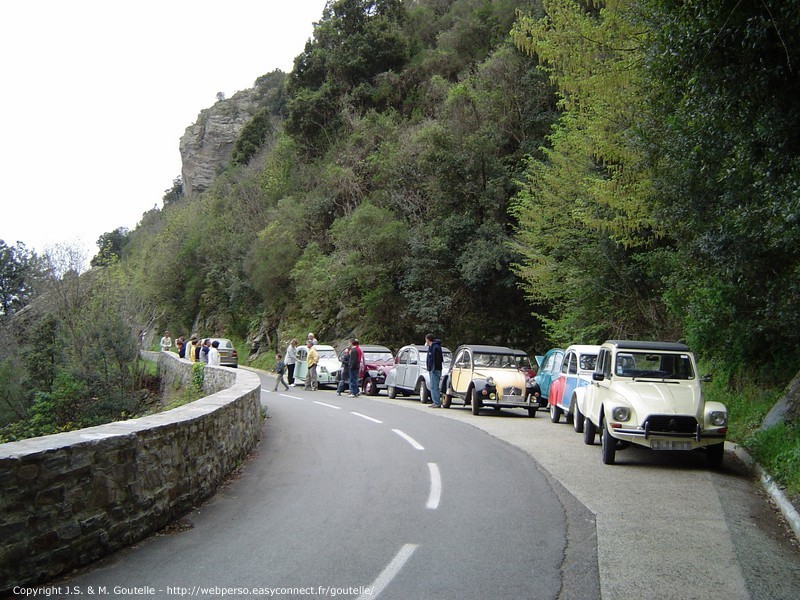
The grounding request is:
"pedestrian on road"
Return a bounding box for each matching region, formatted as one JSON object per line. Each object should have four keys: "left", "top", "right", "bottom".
{"left": 273, "top": 354, "right": 290, "bottom": 391}
{"left": 337, "top": 347, "right": 351, "bottom": 396}
{"left": 285, "top": 339, "right": 298, "bottom": 386}
{"left": 348, "top": 338, "right": 363, "bottom": 397}
{"left": 160, "top": 330, "right": 172, "bottom": 352}
{"left": 208, "top": 340, "right": 221, "bottom": 366}
{"left": 426, "top": 333, "right": 444, "bottom": 408}
{"left": 303, "top": 340, "right": 319, "bottom": 391}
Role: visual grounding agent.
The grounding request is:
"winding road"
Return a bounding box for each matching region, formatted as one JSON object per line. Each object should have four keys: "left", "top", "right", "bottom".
{"left": 53, "top": 368, "right": 800, "bottom": 600}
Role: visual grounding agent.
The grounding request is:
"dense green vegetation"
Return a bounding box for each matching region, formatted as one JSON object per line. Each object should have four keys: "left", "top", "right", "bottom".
{"left": 2, "top": 0, "right": 799, "bottom": 491}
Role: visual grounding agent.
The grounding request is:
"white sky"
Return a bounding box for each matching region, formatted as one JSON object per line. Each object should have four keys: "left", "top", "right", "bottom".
{"left": 0, "top": 0, "right": 328, "bottom": 261}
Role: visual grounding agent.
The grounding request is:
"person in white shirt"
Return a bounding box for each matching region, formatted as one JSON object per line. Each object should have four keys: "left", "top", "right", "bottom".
{"left": 208, "top": 340, "right": 221, "bottom": 366}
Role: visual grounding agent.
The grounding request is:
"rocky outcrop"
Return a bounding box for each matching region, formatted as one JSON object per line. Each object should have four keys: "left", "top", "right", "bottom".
{"left": 179, "top": 89, "right": 261, "bottom": 196}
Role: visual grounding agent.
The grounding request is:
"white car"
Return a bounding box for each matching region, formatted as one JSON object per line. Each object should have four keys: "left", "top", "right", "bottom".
{"left": 293, "top": 344, "right": 341, "bottom": 387}
{"left": 386, "top": 344, "right": 452, "bottom": 403}
{"left": 582, "top": 340, "right": 727, "bottom": 467}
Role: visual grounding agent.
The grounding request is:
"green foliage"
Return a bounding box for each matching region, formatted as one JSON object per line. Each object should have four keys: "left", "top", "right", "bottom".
{"left": 232, "top": 108, "right": 275, "bottom": 167}
{"left": 191, "top": 362, "right": 205, "bottom": 394}
{"left": 0, "top": 239, "right": 44, "bottom": 319}
{"left": 747, "top": 423, "right": 800, "bottom": 497}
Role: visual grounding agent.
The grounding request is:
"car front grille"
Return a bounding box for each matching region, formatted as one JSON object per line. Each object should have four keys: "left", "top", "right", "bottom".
{"left": 644, "top": 415, "right": 698, "bottom": 434}
{"left": 502, "top": 387, "right": 524, "bottom": 397}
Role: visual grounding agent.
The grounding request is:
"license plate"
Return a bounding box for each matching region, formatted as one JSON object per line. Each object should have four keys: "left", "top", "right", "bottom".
{"left": 651, "top": 440, "right": 691, "bottom": 451}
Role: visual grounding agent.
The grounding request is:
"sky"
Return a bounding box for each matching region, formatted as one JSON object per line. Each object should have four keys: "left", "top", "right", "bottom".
{"left": 0, "top": 0, "right": 328, "bottom": 262}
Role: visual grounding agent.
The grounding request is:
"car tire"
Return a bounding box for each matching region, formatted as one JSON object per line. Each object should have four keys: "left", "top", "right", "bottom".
{"left": 419, "top": 380, "right": 430, "bottom": 403}
{"left": 364, "top": 378, "right": 378, "bottom": 396}
{"left": 601, "top": 415, "right": 616, "bottom": 465}
{"left": 706, "top": 443, "right": 724, "bottom": 469}
{"left": 550, "top": 403, "right": 562, "bottom": 423}
{"left": 388, "top": 386, "right": 397, "bottom": 399}
{"left": 470, "top": 387, "right": 481, "bottom": 416}
{"left": 573, "top": 402, "right": 585, "bottom": 434}
{"left": 583, "top": 416, "right": 597, "bottom": 445}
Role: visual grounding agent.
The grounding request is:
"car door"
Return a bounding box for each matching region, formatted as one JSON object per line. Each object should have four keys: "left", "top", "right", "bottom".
{"left": 407, "top": 348, "right": 422, "bottom": 390}
{"left": 539, "top": 350, "right": 564, "bottom": 399}
{"left": 294, "top": 346, "right": 308, "bottom": 383}
{"left": 451, "top": 348, "right": 471, "bottom": 395}
{"left": 561, "top": 351, "right": 579, "bottom": 410}
{"left": 395, "top": 348, "right": 410, "bottom": 390}
{"left": 585, "top": 348, "right": 612, "bottom": 424}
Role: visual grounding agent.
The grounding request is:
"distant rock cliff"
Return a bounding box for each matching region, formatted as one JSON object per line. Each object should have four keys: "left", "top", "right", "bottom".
{"left": 179, "top": 89, "right": 261, "bottom": 196}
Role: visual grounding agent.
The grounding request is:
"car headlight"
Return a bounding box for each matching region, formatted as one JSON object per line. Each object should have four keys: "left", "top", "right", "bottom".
{"left": 612, "top": 406, "right": 631, "bottom": 422}
{"left": 486, "top": 377, "right": 495, "bottom": 387}
{"left": 708, "top": 411, "right": 727, "bottom": 427}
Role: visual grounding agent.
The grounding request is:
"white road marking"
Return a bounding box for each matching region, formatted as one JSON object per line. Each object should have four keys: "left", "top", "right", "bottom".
{"left": 426, "top": 463, "right": 441, "bottom": 510}
{"left": 351, "top": 412, "right": 383, "bottom": 424}
{"left": 357, "top": 543, "right": 418, "bottom": 600}
{"left": 392, "top": 429, "right": 424, "bottom": 450}
{"left": 314, "top": 401, "right": 341, "bottom": 410}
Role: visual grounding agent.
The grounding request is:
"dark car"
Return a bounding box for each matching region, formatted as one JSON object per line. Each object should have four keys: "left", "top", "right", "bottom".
{"left": 334, "top": 344, "right": 395, "bottom": 395}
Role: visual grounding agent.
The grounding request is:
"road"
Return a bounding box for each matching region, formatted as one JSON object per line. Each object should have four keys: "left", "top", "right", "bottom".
{"left": 41, "top": 369, "right": 800, "bottom": 599}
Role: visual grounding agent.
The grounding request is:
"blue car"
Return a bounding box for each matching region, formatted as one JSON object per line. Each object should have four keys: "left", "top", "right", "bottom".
{"left": 530, "top": 348, "right": 565, "bottom": 409}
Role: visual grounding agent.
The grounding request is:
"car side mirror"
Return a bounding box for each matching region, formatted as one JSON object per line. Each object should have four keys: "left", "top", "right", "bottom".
{"left": 700, "top": 374, "right": 713, "bottom": 383}
{"left": 592, "top": 372, "right": 605, "bottom": 382}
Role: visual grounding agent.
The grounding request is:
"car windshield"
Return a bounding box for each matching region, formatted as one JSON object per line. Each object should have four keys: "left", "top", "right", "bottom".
{"left": 614, "top": 352, "right": 695, "bottom": 380}
{"left": 365, "top": 352, "right": 393, "bottom": 361}
{"left": 318, "top": 349, "right": 337, "bottom": 360}
{"left": 579, "top": 354, "right": 598, "bottom": 371}
{"left": 474, "top": 353, "right": 519, "bottom": 369}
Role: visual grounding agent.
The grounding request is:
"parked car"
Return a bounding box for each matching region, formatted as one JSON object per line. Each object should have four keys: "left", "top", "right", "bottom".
{"left": 359, "top": 345, "right": 394, "bottom": 395}
{"left": 209, "top": 338, "right": 238, "bottom": 368}
{"left": 530, "top": 348, "right": 565, "bottom": 410}
{"left": 581, "top": 340, "right": 727, "bottom": 467}
{"left": 293, "top": 344, "right": 341, "bottom": 387}
{"left": 386, "top": 344, "right": 452, "bottom": 403}
{"left": 510, "top": 349, "right": 537, "bottom": 402}
{"left": 548, "top": 344, "right": 601, "bottom": 430}
{"left": 443, "top": 345, "right": 538, "bottom": 417}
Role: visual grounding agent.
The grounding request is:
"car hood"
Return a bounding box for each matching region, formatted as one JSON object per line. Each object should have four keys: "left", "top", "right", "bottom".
{"left": 612, "top": 381, "right": 701, "bottom": 416}
{"left": 475, "top": 369, "right": 527, "bottom": 388}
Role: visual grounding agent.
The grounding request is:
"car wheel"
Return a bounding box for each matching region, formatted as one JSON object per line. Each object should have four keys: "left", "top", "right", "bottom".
{"left": 550, "top": 403, "right": 562, "bottom": 423}
{"left": 601, "top": 415, "right": 616, "bottom": 465}
{"left": 527, "top": 407, "right": 537, "bottom": 418}
{"left": 388, "top": 386, "right": 397, "bottom": 399}
{"left": 470, "top": 387, "right": 481, "bottom": 415}
{"left": 419, "top": 380, "right": 430, "bottom": 403}
{"left": 573, "top": 402, "right": 585, "bottom": 434}
{"left": 706, "top": 443, "right": 724, "bottom": 469}
{"left": 443, "top": 392, "right": 452, "bottom": 408}
{"left": 364, "top": 378, "right": 377, "bottom": 396}
{"left": 583, "top": 416, "right": 597, "bottom": 445}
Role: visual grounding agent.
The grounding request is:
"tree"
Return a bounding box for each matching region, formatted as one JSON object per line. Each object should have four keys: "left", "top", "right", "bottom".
{"left": 91, "top": 227, "right": 130, "bottom": 268}
{"left": 0, "top": 240, "right": 43, "bottom": 320}
{"left": 162, "top": 176, "right": 184, "bottom": 206}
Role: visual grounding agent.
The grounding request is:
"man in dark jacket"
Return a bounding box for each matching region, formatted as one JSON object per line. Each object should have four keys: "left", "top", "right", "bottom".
{"left": 426, "top": 333, "right": 444, "bottom": 408}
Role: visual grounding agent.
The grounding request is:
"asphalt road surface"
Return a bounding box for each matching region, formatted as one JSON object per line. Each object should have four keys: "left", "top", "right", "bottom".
{"left": 38, "top": 369, "right": 800, "bottom": 599}
{"left": 47, "top": 372, "right": 595, "bottom": 600}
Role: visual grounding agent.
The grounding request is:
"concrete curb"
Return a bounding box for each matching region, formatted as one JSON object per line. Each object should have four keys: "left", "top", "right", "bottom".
{"left": 728, "top": 440, "right": 800, "bottom": 543}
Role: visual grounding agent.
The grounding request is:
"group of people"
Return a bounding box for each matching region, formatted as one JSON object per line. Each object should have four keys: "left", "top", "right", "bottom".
{"left": 269, "top": 333, "right": 444, "bottom": 404}
{"left": 160, "top": 330, "right": 221, "bottom": 366}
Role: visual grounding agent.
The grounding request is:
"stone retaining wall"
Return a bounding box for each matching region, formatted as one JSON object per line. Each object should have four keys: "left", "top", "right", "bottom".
{"left": 0, "top": 352, "right": 263, "bottom": 593}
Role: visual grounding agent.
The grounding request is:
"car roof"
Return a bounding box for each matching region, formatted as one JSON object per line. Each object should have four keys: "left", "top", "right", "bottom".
{"left": 399, "top": 344, "right": 452, "bottom": 352}
{"left": 313, "top": 344, "right": 336, "bottom": 351}
{"left": 565, "top": 344, "right": 601, "bottom": 354}
{"left": 455, "top": 344, "right": 517, "bottom": 354}
{"left": 604, "top": 340, "right": 690, "bottom": 352}
{"left": 360, "top": 345, "right": 392, "bottom": 352}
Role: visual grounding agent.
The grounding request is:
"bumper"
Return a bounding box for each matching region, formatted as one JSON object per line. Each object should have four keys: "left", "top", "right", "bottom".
{"left": 611, "top": 425, "right": 726, "bottom": 450}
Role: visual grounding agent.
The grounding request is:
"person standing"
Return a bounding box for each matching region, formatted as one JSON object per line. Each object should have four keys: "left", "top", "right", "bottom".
{"left": 208, "top": 340, "right": 221, "bottom": 366}
{"left": 176, "top": 336, "right": 186, "bottom": 359}
{"left": 285, "top": 339, "right": 298, "bottom": 386}
{"left": 307, "top": 332, "right": 318, "bottom": 346}
{"left": 304, "top": 340, "right": 319, "bottom": 391}
{"left": 160, "top": 330, "right": 172, "bottom": 352}
{"left": 348, "top": 338, "right": 363, "bottom": 398}
{"left": 337, "top": 347, "right": 351, "bottom": 396}
{"left": 426, "top": 333, "right": 444, "bottom": 408}
{"left": 187, "top": 336, "right": 199, "bottom": 362}
{"left": 273, "top": 353, "right": 290, "bottom": 391}
{"left": 200, "top": 339, "right": 211, "bottom": 363}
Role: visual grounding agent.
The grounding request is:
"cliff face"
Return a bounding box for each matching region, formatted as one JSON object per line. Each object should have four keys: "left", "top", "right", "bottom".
{"left": 179, "top": 89, "right": 261, "bottom": 196}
